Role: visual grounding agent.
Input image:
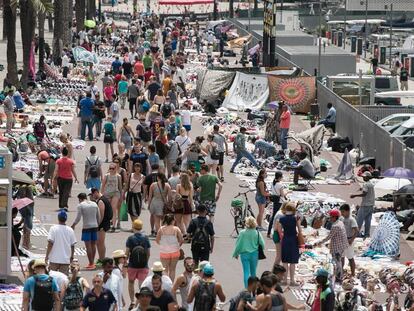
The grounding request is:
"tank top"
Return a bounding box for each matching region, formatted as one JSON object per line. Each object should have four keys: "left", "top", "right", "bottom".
{"left": 104, "top": 174, "right": 120, "bottom": 194}
{"left": 121, "top": 126, "right": 131, "bottom": 141}
{"left": 97, "top": 196, "right": 112, "bottom": 225}
{"left": 129, "top": 173, "right": 144, "bottom": 193}
{"left": 269, "top": 293, "right": 284, "bottom": 311}
{"left": 180, "top": 273, "right": 193, "bottom": 309}
{"left": 159, "top": 227, "right": 180, "bottom": 254}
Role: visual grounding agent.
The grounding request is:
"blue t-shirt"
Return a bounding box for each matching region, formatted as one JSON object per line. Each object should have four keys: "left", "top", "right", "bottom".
{"left": 171, "top": 39, "right": 177, "bottom": 51}
{"left": 23, "top": 274, "right": 60, "bottom": 298}
{"left": 118, "top": 81, "right": 128, "bottom": 94}
{"left": 148, "top": 153, "right": 160, "bottom": 167}
{"left": 112, "top": 60, "right": 122, "bottom": 74}
{"left": 80, "top": 97, "right": 95, "bottom": 117}
{"left": 126, "top": 232, "right": 151, "bottom": 268}
{"left": 13, "top": 92, "right": 25, "bottom": 109}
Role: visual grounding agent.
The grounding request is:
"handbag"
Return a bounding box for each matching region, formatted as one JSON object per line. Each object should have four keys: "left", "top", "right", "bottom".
{"left": 172, "top": 193, "right": 184, "bottom": 212}
{"left": 297, "top": 230, "right": 305, "bottom": 247}
{"left": 157, "top": 183, "right": 172, "bottom": 214}
{"left": 179, "top": 248, "right": 185, "bottom": 260}
{"left": 269, "top": 195, "right": 280, "bottom": 203}
{"left": 257, "top": 231, "right": 266, "bottom": 260}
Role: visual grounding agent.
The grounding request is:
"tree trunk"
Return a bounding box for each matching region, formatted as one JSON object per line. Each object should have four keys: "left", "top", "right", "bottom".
{"left": 47, "top": 12, "right": 53, "bottom": 32}
{"left": 62, "top": 0, "right": 72, "bottom": 47}
{"left": 38, "top": 12, "right": 45, "bottom": 72}
{"left": 53, "top": 0, "right": 64, "bottom": 64}
{"left": 86, "top": 0, "right": 95, "bottom": 19}
{"left": 133, "top": 0, "right": 137, "bottom": 19}
{"left": 20, "top": 0, "right": 36, "bottom": 88}
{"left": 229, "top": 0, "right": 234, "bottom": 18}
{"left": 4, "top": 0, "right": 18, "bottom": 86}
{"left": 254, "top": 0, "right": 258, "bottom": 12}
{"left": 2, "top": 8, "right": 7, "bottom": 41}
{"left": 75, "top": 0, "right": 86, "bottom": 33}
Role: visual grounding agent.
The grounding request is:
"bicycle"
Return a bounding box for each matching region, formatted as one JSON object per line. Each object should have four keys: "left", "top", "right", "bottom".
{"left": 230, "top": 185, "right": 256, "bottom": 235}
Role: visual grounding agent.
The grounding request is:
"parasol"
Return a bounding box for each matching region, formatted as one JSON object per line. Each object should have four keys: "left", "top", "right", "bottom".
{"left": 72, "top": 47, "right": 99, "bottom": 64}
{"left": 13, "top": 198, "right": 34, "bottom": 210}
{"left": 374, "top": 177, "right": 412, "bottom": 197}
{"left": 394, "top": 184, "right": 414, "bottom": 195}
{"left": 267, "top": 101, "right": 278, "bottom": 110}
{"left": 368, "top": 211, "right": 400, "bottom": 256}
{"left": 84, "top": 20, "right": 96, "bottom": 28}
{"left": 383, "top": 167, "right": 414, "bottom": 179}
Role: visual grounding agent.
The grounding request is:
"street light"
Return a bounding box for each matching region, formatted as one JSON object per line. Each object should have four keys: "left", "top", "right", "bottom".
{"left": 360, "top": 0, "right": 368, "bottom": 58}
{"left": 343, "top": 0, "right": 347, "bottom": 49}
{"left": 385, "top": 4, "right": 393, "bottom": 69}
{"left": 318, "top": 1, "right": 322, "bottom": 76}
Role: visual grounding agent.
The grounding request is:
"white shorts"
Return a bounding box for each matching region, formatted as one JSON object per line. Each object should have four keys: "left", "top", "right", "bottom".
{"left": 344, "top": 243, "right": 354, "bottom": 259}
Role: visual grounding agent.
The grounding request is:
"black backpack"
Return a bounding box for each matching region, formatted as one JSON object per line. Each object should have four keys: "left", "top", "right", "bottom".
{"left": 129, "top": 237, "right": 148, "bottom": 268}
{"left": 63, "top": 277, "right": 83, "bottom": 310}
{"left": 210, "top": 145, "right": 220, "bottom": 160}
{"left": 194, "top": 280, "right": 216, "bottom": 311}
{"left": 138, "top": 124, "right": 151, "bottom": 142}
{"left": 161, "top": 103, "right": 172, "bottom": 118}
{"left": 191, "top": 219, "right": 210, "bottom": 251}
{"left": 31, "top": 276, "right": 54, "bottom": 311}
{"left": 87, "top": 156, "right": 100, "bottom": 178}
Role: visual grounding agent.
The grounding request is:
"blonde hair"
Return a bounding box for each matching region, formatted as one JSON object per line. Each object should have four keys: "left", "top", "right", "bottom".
{"left": 284, "top": 202, "right": 297, "bottom": 214}
{"left": 180, "top": 173, "right": 192, "bottom": 191}
{"left": 245, "top": 216, "right": 257, "bottom": 229}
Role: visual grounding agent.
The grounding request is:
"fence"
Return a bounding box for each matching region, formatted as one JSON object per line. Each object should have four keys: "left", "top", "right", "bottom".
{"left": 317, "top": 82, "right": 414, "bottom": 170}
{"left": 358, "top": 106, "right": 414, "bottom": 122}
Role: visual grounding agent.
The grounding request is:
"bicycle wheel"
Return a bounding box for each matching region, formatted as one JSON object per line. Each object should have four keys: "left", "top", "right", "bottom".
{"left": 234, "top": 215, "right": 245, "bottom": 235}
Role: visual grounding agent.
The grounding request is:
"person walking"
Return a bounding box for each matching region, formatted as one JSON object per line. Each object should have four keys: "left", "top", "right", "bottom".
{"left": 150, "top": 274, "right": 177, "bottom": 311}
{"left": 276, "top": 202, "right": 301, "bottom": 285}
{"left": 103, "top": 115, "right": 116, "bottom": 162}
{"left": 279, "top": 104, "right": 291, "bottom": 152}
{"left": 156, "top": 214, "right": 184, "bottom": 281}
{"left": 101, "top": 163, "right": 123, "bottom": 232}
{"left": 133, "top": 287, "right": 152, "bottom": 311}
{"left": 187, "top": 264, "right": 226, "bottom": 311}
{"left": 187, "top": 204, "right": 215, "bottom": 266}
{"left": 129, "top": 142, "right": 150, "bottom": 175}
{"left": 118, "top": 76, "right": 129, "bottom": 109}
{"left": 171, "top": 257, "right": 194, "bottom": 311}
{"left": 90, "top": 188, "right": 113, "bottom": 264}
{"left": 255, "top": 169, "right": 270, "bottom": 231}
{"left": 400, "top": 67, "right": 409, "bottom": 91}
{"left": 350, "top": 171, "right": 375, "bottom": 238}
{"left": 212, "top": 125, "right": 228, "bottom": 182}
{"left": 232, "top": 216, "right": 265, "bottom": 288}
{"left": 197, "top": 164, "right": 222, "bottom": 223}
{"left": 62, "top": 260, "right": 90, "bottom": 311}
{"left": 315, "top": 209, "right": 348, "bottom": 283}
{"left": 80, "top": 274, "right": 118, "bottom": 311}
{"left": 126, "top": 163, "right": 145, "bottom": 221}
{"left": 267, "top": 171, "right": 287, "bottom": 239}
{"left": 45, "top": 211, "right": 76, "bottom": 276}
{"left": 166, "top": 133, "right": 181, "bottom": 178}
{"left": 230, "top": 127, "right": 260, "bottom": 173}
{"left": 3, "top": 89, "right": 15, "bottom": 132}
{"left": 311, "top": 269, "right": 334, "bottom": 311}
{"left": 85, "top": 145, "right": 103, "bottom": 190}
{"left": 71, "top": 193, "right": 100, "bottom": 270}
{"left": 141, "top": 261, "right": 173, "bottom": 293}
{"left": 174, "top": 173, "right": 194, "bottom": 234}
{"left": 92, "top": 93, "right": 106, "bottom": 139}
{"left": 22, "top": 259, "right": 60, "bottom": 311}
{"left": 204, "top": 134, "right": 220, "bottom": 176}
{"left": 33, "top": 114, "right": 49, "bottom": 144}
{"left": 125, "top": 219, "right": 151, "bottom": 309}
{"left": 53, "top": 147, "right": 78, "bottom": 211}
{"left": 79, "top": 92, "right": 95, "bottom": 141}
{"left": 181, "top": 103, "right": 192, "bottom": 132}
{"left": 128, "top": 79, "right": 140, "bottom": 119}
{"left": 148, "top": 173, "right": 172, "bottom": 233}
{"left": 100, "top": 257, "right": 123, "bottom": 309}
{"left": 118, "top": 118, "right": 135, "bottom": 151}
{"left": 340, "top": 204, "right": 359, "bottom": 277}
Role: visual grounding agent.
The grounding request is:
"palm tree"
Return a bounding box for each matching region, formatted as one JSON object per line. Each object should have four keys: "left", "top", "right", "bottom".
{"left": 75, "top": 0, "right": 86, "bottom": 33}
{"left": 4, "top": 0, "right": 18, "bottom": 86}
{"left": 52, "top": 0, "right": 63, "bottom": 64}
{"left": 38, "top": 11, "right": 45, "bottom": 71}
{"left": 86, "top": 0, "right": 95, "bottom": 19}
{"left": 229, "top": 0, "right": 234, "bottom": 18}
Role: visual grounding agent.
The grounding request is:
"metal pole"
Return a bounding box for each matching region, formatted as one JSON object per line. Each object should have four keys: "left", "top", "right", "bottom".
{"left": 358, "top": 69, "right": 363, "bottom": 148}
{"left": 98, "top": 0, "right": 102, "bottom": 22}
{"left": 318, "top": 0, "right": 322, "bottom": 76}
{"left": 343, "top": 0, "right": 347, "bottom": 48}
{"left": 389, "top": 3, "right": 393, "bottom": 68}
{"left": 364, "top": 0, "right": 368, "bottom": 58}
{"left": 248, "top": 0, "right": 251, "bottom": 32}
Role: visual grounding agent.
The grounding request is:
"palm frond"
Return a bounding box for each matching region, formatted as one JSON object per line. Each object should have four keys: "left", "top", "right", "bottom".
{"left": 11, "top": 0, "right": 54, "bottom": 13}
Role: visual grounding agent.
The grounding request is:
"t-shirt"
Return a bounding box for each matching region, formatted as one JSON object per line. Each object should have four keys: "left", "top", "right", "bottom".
{"left": 48, "top": 270, "right": 69, "bottom": 290}
{"left": 110, "top": 102, "right": 120, "bottom": 123}
{"left": 148, "top": 82, "right": 161, "bottom": 100}
{"left": 175, "top": 68, "right": 185, "bottom": 83}
{"left": 181, "top": 110, "right": 191, "bottom": 125}
{"left": 341, "top": 216, "right": 358, "bottom": 238}
{"left": 112, "top": 59, "right": 122, "bottom": 74}
{"left": 298, "top": 158, "right": 315, "bottom": 178}
{"left": 79, "top": 97, "right": 95, "bottom": 117}
{"left": 198, "top": 174, "right": 219, "bottom": 202}
{"left": 162, "top": 77, "right": 172, "bottom": 95}
{"left": 271, "top": 183, "right": 286, "bottom": 203}
{"left": 47, "top": 224, "right": 77, "bottom": 264}
{"left": 104, "top": 86, "right": 114, "bottom": 100}
{"left": 118, "top": 80, "right": 128, "bottom": 94}
{"left": 131, "top": 152, "right": 149, "bottom": 175}
{"left": 400, "top": 69, "right": 409, "bottom": 81}
{"left": 148, "top": 153, "right": 160, "bottom": 167}
{"left": 128, "top": 84, "right": 139, "bottom": 99}
{"left": 141, "top": 275, "right": 173, "bottom": 293}
{"left": 24, "top": 274, "right": 60, "bottom": 298}
{"left": 134, "top": 62, "right": 145, "bottom": 76}
{"left": 85, "top": 155, "right": 102, "bottom": 178}
{"left": 143, "top": 55, "right": 153, "bottom": 70}
{"left": 122, "top": 62, "right": 133, "bottom": 75}
{"left": 56, "top": 157, "right": 75, "bottom": 179}
{"left": 175, "top": 135, "right": 191, "bottom": 153}
{"left": 213, "top": 133, "right": 226, "bottom": 152}
{"left": 187, "top": 216, "right": 215, "bottom": 251}
{"left": 82, "top": 288, "right": 116, "bottom": 311}
{"left": 150, "top": 290, "right": 175, "bottom": 311}
{"left": 150, "top": 119, "right": 165, "bottom": 140}
{"left": 104, "top": 122, "right": 114, "bottom": 136}
{"left": 361, "top": 181, "right": 375, "bottom": 207}
{"left": 168, "top": 175, "right": 180, "bottom": 191}
{"left": 126, "top": 232, "right": 151, "bottom": 268}
{"left": 144, "top": 71, "right": 154, "bottom": 84}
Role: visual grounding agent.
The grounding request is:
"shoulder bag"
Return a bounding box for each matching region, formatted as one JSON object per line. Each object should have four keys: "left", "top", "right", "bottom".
{"left": 257, "top": 230, "right": 266, "bottom": 260}
{"left": 157, "top": 183, "right": 172, "bottom": 214}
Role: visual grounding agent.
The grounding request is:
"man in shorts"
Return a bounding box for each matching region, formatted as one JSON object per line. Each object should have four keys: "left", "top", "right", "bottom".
{"left": 197, "top": 164, "right": 222, "bottom": 223}
{"left": 125, "top": 219, "right": 151, "bottom": 309}
{"left": 212, "top": 125, "right": 228, "bottom": 182}
{"left": 90, "top": 188, "right": 113, "bottom": 265}
{"left": 340, "top": 204, "right": 359, "bottom": 276}
{"left": 71, "top": 193, "right": 100, "bottom": 270}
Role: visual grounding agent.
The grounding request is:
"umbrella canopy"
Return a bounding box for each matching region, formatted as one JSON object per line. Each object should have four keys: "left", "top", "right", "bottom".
{"left": 374, "top": 177, "right": 412, "bottom": 197}
{"left": 394, "top": 183, "right": 414, "bottom": 195}
{"left": 13, "top": 198, "right": 34, "bottom": 210}
{"left": 84, "top": 20, "right": 96, "bottom": 28}
{"left": 268, "top": 101, "right": 279, "bottom": 109}
{"left": 12, "top": 170, "right": 34, "bottom": 184}
{"left": 368, "top": 212, "right": 400, "bottom": 256}
{"left": 72, "top": 47, "right": 98, "bottom": 64}
{"left": 383, "top": 167, "right": 414, "bottom": 179}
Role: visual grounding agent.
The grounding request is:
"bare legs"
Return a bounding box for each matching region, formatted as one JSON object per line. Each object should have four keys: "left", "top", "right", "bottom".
{"left": 257, "top": 203, "right": 266, "bottom": 228}
{"left": 161, "top": 257, "right": 179, "bottom": 281}
{"left": 97, "top": 230, "right": 106, "bottom": 260}
{"left": 85, "top": 241, "right": 97, "bottom": 266}
{"left": 282, "top": 263, "right": 296, "bottom": 285}
{"left": 110, "top": 196, "right": 120, "bottom": 229}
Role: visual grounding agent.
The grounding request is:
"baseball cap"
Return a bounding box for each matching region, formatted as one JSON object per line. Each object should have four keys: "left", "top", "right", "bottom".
{"left": 195, "top": 260, "right": 210, "bottom": 272}
{"left": 132, "top": 219, "right": 143, "bottom": 231}
{"left": 362, "top": 171, "right": 372, "bottom": 178}
{"left": 314, "top": 268, "right": 329, "bottom": 278}
{"left": 329, "top": 209, "right": 341, "bottom": 218}
{"left": 88, "top": 188, "right": 99, "bottom": 196}
{"left": 135, "top": 287, "right": 153, "bottom": 298}
{"left": 203, "top": 264, "right": 214, "bottom": 276}
{"left": 57, "top": 210, "right": 67, "bottom": 221}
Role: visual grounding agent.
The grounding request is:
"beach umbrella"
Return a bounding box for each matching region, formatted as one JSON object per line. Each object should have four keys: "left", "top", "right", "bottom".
{"left": 368, "top": 211, "right": 400, "bottom": 256}
{"left": 374, "top": 177, "right": 412, "bottom": 197}
{"left": 383, "top": 167, "right": 414, "bottom": 179}
{"left": 72, "top": 47, "right": 99, "bottom": 64}
{"left": 394, "top": 184, "right": 414, "bottom": 195}
{"left": 13, "top": 198, "right": 34, "bottom": 210}
{"left": 84, "top": 20, "right": 96, "bottom": 28}
{"left": 268, "top": 101, "right": 278, "bottom": 109}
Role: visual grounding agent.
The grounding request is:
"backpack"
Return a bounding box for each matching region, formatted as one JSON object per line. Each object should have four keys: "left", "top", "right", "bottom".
{"left": 233, "top": 134, "right": 243, "bottom": 153}
{"left": 63, "top": 277, "right": 83, "bottom": 310}
{"left": 138, "top": 124, "right": 151, "bottom": 142}
{"left": 87, "top": 156, "right": 100, "bottom": 178}
{"left": 31, "top": 276, "right": 54, "bottom": 311}
{"left": 210, "top": 144, "right": 220, "bottom": 160}
{"left": 161, "top": 103, "right": 172, "bottom": 118}
{"left": 129, "top": 237, "right": 148, "bottom": 268}
{"left": 194, "top": 280, "right": 216, "bottom": 311}
{"left": 191, "top": 219, "right": 210, "bottom": 251}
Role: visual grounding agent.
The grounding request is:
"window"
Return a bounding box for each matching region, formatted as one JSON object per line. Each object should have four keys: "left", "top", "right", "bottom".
{"left": 382, "top": 116, "right": 411, "bottom": 127}
{"left": 375, "top": 78, "right": 390, "bottom": 89}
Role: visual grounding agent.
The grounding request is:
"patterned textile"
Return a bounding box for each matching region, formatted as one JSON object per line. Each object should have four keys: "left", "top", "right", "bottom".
{"left": 199, "top": 70, "right": 235, "bottom": 102}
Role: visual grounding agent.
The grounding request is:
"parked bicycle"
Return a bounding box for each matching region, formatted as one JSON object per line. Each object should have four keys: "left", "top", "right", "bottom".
{"left": 230, "top": 185, "right": 255, "bottom": 235}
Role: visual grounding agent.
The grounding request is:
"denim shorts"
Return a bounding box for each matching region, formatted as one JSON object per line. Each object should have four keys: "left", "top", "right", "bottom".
{"left": 255, "top": 193, "right": 267, "bottom": 205}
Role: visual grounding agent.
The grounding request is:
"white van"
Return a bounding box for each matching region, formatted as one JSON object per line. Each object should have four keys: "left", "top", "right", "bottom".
{"left": 377, "top": 113, "right": 414, "bottom": 131}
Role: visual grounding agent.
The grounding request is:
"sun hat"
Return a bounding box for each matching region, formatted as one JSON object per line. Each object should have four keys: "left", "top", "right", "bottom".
{"left": 132, "top": 219, "right": 143, "bottom": 231}
{"left": 112, "top": 250, "right": 127, "bottom": 259}
{"left": 151, "top": 261, "right": 166, "bottom": 272}
{"left": 32, "top": 259, "right": 47, "bottom": 269}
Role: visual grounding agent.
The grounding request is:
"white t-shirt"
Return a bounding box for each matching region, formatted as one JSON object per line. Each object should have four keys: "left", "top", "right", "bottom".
{"left": 47, "top": 224, "right": 77, "bottom": 264}
{"left": 141, "top": 274, "right": 173, "bottom": 293}
{"left": 62, "top": 55, "right": 70, "bottom": 68}
{"left": 99, "top": 271, "right": 123, "bottom": 305}
{"left": 175, "top": 135, "right": 192, "bottom": 153}
{"left": 181, "top": 110, "right": 191, "bottom": 126}
{"left": 110, "top": 101, "right": 120, "bottom": 123}
{"left": 271, "top": 183, "right": 286, "bottom": 203}
{"left": 49, "top": 270, "right": 69, "bottom": 290}
{"left": 175, "top": 68, "right": 186, "bottom": 83}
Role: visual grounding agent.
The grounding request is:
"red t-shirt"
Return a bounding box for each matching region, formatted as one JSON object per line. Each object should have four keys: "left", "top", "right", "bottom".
{"left": 144, "top": 71, "right": 154, "bottom": 84}
{"left": 134, "top": 62, "right": 144, "bottom": 76}
{"left": 56, "top": 157, "right": 75, "bottom": 179}
{"left": 104, "top": 86, "right": 114, "bottom": 101}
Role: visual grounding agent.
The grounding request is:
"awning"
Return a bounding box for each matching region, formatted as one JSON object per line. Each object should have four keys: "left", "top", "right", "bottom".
{"left": 12, "top": 170, "right": 34, "bottom": 184}
{"left": 159, "top": 0, "right": 212, "bottom": 4}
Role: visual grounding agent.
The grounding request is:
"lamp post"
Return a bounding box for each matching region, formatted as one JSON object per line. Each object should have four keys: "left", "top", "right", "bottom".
{"left": 343, "top": 0, "right": 347, "bottom": 49}
{"left": 318, "top": 1, "right": 322, "bottom": 76}
{"left": 385, "top": 4, "right": 393, "bottom": 68}
{"left": 360, "top": 0, "right": 368, "bottom": 58}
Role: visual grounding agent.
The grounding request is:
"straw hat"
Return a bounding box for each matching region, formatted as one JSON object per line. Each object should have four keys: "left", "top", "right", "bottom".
{"left": 151, "top": 261, "right": 166, "bottom": 272}
{"left": 112, "top": 250, "right": 127, "bottom": 259}
{"left": 32, "top": 259, "right": 47, "bottom": 269}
